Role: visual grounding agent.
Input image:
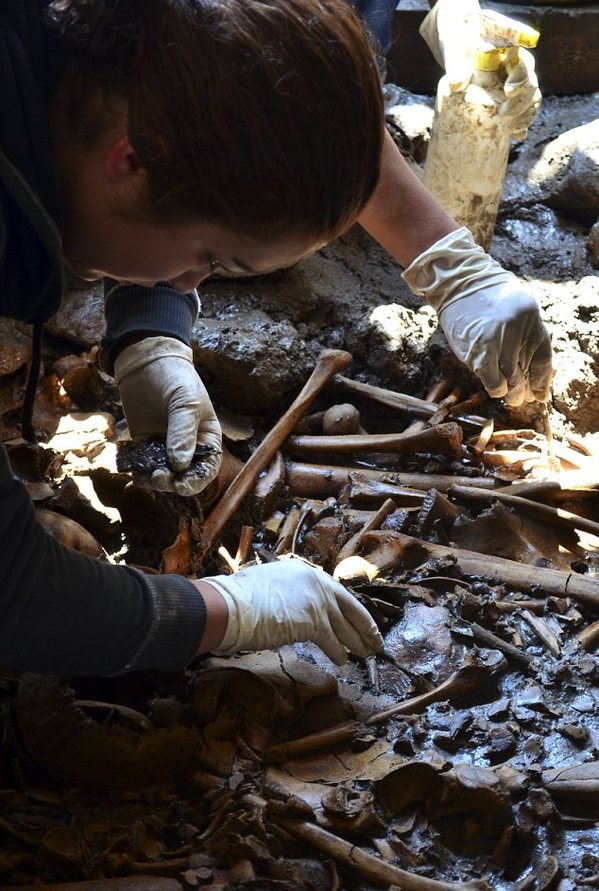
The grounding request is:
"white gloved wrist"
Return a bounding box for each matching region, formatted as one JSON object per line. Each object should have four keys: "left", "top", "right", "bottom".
{"left": 403, "top": 227, "right": 553, "bottom": 405}
{"left": 402, "top": 227, "right": 508, "bottom": 313}
{"left": 206, "top": 558, "right": 384, "bottom": 665}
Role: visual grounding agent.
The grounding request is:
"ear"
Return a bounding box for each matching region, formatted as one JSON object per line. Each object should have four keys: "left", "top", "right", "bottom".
{"left": 104, "top": 135, "right": 143, "bottom": 182}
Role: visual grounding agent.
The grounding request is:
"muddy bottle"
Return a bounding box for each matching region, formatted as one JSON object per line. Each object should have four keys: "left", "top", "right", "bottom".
{"left": 423, "top": 44, "right": 533, "bottom": 251}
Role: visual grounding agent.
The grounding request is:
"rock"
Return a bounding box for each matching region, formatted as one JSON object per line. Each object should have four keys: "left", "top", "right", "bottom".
{"left": 0, "top": 319, "right": 31, "bottom": 376}
{"left": 357, "top": 302, "right": 439, "bottom": 391}
{"left": 384, "top": 603, "right": 465, "bottom": 685}
{"left": 549, "top": 275, "right": 599, "bottom": 433}
{"left": 589, "top": 219, "right": 599, "bottom": 267}
{"left": 545, "top": 120, "right": 599, "bottom": 218}
{"left": 192, "top": 310, "right": 314, "bottom": 414}
{"left": 46, "top": 281, "right": 105, "bottom": 348}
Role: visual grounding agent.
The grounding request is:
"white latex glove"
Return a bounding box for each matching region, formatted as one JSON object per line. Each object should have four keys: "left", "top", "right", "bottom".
{"left": 206, "top": 558, "right": 384, "bottom": 665}
{"left": 114, "top": 336, "right": 222, "bottom": 496}
{"left": 402, "top": 228, "right": 553, "bottom": 406}
{"left": 420, "top": 0, "right": 541, "bottom": 139}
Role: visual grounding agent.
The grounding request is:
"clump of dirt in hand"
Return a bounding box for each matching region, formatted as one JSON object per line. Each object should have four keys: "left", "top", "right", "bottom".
{"left": 116, "top": 436, "right": 218, "bottom": 478}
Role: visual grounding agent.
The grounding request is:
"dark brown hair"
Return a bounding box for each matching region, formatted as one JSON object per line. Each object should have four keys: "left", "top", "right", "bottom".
{"left": 48, "top": 0, "right": 384, "bottom": 241}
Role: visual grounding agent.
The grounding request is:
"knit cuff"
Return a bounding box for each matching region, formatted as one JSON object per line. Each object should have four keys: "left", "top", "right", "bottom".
{"left": 125, "top": 572, "right": 207, "bottom": 672}
{"left": 101, "top": 281, "right": 200, "bottom": 374}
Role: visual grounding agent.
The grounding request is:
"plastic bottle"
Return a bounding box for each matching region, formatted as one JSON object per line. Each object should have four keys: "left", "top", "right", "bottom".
{"left": 422, "top": 23, "right": 539, "bottom": 251}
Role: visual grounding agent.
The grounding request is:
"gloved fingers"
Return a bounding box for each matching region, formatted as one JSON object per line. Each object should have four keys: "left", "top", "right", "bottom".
{"left": 468, "top": 347, "right": 509, "bottom": 401}
{"left": 502, "top": 367, "right": 528, "bottom": 407}
{"left": 149, "top": 448, "right": 221, "bottom": 496}
{"left": 419, "top": 0, "right": 480, "bottom": 91}
{"left": 498, "top": 51, "right": 540, "bottom": 137}
{"left": 504, "top": 48, "right": 538, "bottom": 96}
{"left": 528, "top": 332, "right": 555, "bottom": 403}
{"left": 443, "top": 47, "right": 474, "bottom": 94}
{"left": 311, "top": 618, "right": 351, "bottom": 666}
{"left": 166, "top": 402, "right": 203, "bottom": 471}
{"left": 333, "top": 587, "right": 384, "bottom": 655}
{"left": 327, "top": 607, "right": 373, "bottom": 659}
{"left": 502, "top": 319, "right": 553, "bottom": 406}
{"left": 166, "top": 374, "right": 222, "bottom": 471}
{"left": 500, "top": 82, "right": 538, "bottom": 121}
{"left": 502, "top": 82, "right": 539, "bottom": 121}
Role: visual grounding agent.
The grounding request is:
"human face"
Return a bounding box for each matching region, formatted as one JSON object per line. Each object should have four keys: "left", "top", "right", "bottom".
{"left": 55, "top": 122, "right": 322, "bottom": 292}
{"left": 63, "top": 211, "right": 320, "bottom": 293}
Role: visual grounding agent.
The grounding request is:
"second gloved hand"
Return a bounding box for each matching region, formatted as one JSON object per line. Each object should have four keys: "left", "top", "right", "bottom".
{"left": 206, "top": 558, "right": 384, "bottom": 665}
{"left": 420, "top": 0, "right": 541, "bottom": 139}
{"left": 402, "top": 227, "right": 553, "bottom": 406}
{"left": 114, "top": 336, "right": 222, "bottom": 495}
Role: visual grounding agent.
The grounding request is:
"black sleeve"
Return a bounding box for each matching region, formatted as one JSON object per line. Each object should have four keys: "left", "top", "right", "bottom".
{"left": 0, "top": 443, "right": 207, "bottom": 677}
{"left": 100, "top": 280, "right": 200, "bottom": 374}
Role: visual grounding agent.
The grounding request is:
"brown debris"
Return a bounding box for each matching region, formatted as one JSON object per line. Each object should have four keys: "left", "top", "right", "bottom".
{"left": 4, "top": 337, "right": 599, "bottom": 889}
{"left": 198, "top": 349, "right": 352, "bottom": 559}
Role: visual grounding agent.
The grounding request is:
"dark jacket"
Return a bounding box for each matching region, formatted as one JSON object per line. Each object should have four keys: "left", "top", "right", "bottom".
{"left": 0, "top": 0, "right": 206, "bottom": 676}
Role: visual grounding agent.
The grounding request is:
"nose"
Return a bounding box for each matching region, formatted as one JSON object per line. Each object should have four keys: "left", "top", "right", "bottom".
{"left": 168, "top": 267, "right": 213, "bottom": 293}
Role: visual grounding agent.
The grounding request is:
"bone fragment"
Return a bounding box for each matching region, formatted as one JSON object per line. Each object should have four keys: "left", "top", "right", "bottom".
{"left": 493, "top": 480, "right": 571, "bottom": 501}
{"left": 244, "top": 794, "right": 489, "bottom": 890}
{"left": 542, "top": 762, "right": 599, "bottom": 807}
{"left": 334, "top": 498, "right": 397, "bottom": 567}
{"left": 290, "top": 499, "right": 317, "bottom": 555}
{"left": 577, "top": 618, "right": 599, "bottom": 652}
{"left": 342, "top": 473, "right": 427, "bottom": 509}
{"left": 494, "top": 599, "right": 548, "bottom": 615}
{"left": 359, "top": 531, "right": 599, "bottom": 612}
{"left": 35, "top": 508, "right": 105, "bottom": 558}
{"left": 469, "top": 417, "right": 495, "bottom": 455}
{"left": 417, "top": 488, "right": 461, "bottom": 535}
{"left": 285, "top": 461, "right": 496, "bottom": 498}
{"left": 403, "top": 380, "right": 451, "bottom": 433}
{"left": 452, "top": 620, "right": 533, "bottom": 667}
{"left": 564, "top": 433, "right": 593, "bottom": 457}
{"left": 449, "top": 484, "right": 599, "bottom": 540}
{"left": 322, "top": 403, "right": 365, "bottom": 435}
{"left": 479, "top": 448, "right": 580, "bottom": 473}
{"left": 427, "top": 388, "right": 461, "bottom": 426}
{"left": 274, "top": 503, "right": 306, "bottom": 555}
{"left": 251, "top": 450, "right": 286, "bottom": 517}
{"left": 518, "top": 609, "right": 562, "bottom": 657}
{"left": 335, "top": 375, "right": 485, "bottom": 429}
{"left": 199, "top": 350, "right": 352, "bottom": 557}
{"left": 265, "top": 719, "right": 358, "bottom": 761}
{"left": 286, "top": 422, "right": 463, "bottom": 459}
{"left": 367, "top": 662, "right": 500, "bottom": 724}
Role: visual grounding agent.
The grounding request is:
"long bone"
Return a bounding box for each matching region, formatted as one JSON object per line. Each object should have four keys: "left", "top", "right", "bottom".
{"left": 358, "top": 531, "right": 599, "bottom": 612}
{"left": 198, "top": 350, "right": 352, "bottom": 559}
{"left": 335, "top": 374, "right": 486, "bottom": 428}
{"left": 285, "top": 422, "right": 464, "bottom": 460}
{"left": 243, "top": 794, "right": 490, "bottom": 890}
{"left": 285, "top": 461, "right": 495, "bottom": 498}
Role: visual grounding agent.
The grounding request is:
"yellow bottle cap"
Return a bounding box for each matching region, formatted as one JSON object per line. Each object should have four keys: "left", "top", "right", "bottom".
{"left": 515, "top": 25, "right": 540, "bottom": 49}
{"left": 474, "top": 48, "right": 507, "bottom": 72}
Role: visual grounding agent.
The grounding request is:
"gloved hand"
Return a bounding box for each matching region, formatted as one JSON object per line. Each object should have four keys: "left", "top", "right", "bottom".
{"left": 420, "top": 0, "right": 541, "bottom": 139}
{"left": 114, "top": 336, "right": 222, "bottom": 495}
{"left": 402, "top": 227, "right": 553, "bottom": 406}
{"left": 205, "top": 558, "right": 384, "bottom": 664}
